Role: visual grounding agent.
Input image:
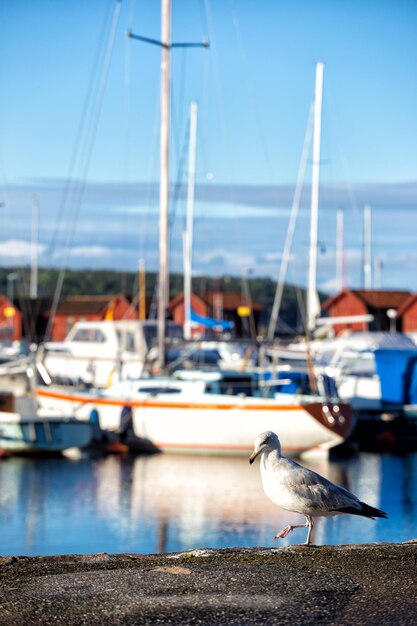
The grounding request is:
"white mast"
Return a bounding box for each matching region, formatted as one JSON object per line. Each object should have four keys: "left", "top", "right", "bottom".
{"left": 183, "top": 101, "right": 198, "bottom": 340}
{"left": 363, "top": 203, "right": 372, "bottom": 289}
{"left": 157, "top": 0, "right": 171, "bottom": 371}
{"left": 307, "top": 61, "right": 324, "bottom": 334}
{"left": 128, "top": 2, "right": 207, "bottom": 367}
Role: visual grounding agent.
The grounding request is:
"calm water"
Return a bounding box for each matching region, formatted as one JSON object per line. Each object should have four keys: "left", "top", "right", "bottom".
{"left": 0, "top": 451, "right": 416, "bottom": 556}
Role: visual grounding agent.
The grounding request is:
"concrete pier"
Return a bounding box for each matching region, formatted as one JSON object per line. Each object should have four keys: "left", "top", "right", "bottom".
{"left": 0, "top": 542, "right": 416, "bottom": 625}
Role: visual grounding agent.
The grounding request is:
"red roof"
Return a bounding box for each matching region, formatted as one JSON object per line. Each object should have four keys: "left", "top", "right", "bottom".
{"left": 202, "top": 292, "right": 262, "bottom": 312}
{"left": 397, "top": 293, "right": 417, "bottom": 316}
{"left": 169, "top": 291, "right": 262, "bottom": 312}
{"left": 55, "top": 295, "right": 120, "bottom": 315}
{"left": 323, "top": 289, "right": 412, "bottom": 312}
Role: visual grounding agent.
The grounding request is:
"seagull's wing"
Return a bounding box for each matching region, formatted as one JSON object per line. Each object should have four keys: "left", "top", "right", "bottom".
{"left": 281, "top": 459, "right": 362, "bottom": 514}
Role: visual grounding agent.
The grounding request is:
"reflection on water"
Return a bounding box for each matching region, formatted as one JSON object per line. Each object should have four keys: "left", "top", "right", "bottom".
{"left": 0, "top": 451, "right": 416, "bottom": 556}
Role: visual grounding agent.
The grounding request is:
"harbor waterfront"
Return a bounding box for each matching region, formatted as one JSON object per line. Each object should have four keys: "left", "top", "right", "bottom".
{"left": 0, "top": 450, "right": 415, "bottom": 556}
{"left": 0, "top": 544, "right": 416, "bottom": 625}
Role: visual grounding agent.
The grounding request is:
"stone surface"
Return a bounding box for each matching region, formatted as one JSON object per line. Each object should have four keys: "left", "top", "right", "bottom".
{"left": 0, "top": 542, "right": 416, "bottom": 625}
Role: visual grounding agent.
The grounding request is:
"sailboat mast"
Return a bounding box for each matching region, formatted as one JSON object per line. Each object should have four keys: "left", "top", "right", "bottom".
{"left": 307, "top": 61, "right": 324, "bottom": 334}
{"left": 128, "top": 2, "right": 208, "bottom": 367}
{"left": 184, "top": 101, "right": 198, "bottom": 341}
{"left": 157, "top": 0, "right": 171, "bottom": 371}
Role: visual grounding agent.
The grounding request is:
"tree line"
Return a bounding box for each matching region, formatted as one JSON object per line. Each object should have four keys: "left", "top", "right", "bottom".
{"left": 0, "top": 266, "right": 326, "bottom": 333}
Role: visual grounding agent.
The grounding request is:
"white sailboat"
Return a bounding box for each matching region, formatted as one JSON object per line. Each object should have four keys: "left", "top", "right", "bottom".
{"left": 36, "top": 8, "right": 353, "bottom": 457}
{"left": 37, "top": 368, "right": 352, "bottom": 457}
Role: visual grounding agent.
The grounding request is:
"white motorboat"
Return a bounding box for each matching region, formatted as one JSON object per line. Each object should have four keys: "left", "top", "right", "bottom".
{"left": 38, "top": 319, "right": 183, "bottom": 388}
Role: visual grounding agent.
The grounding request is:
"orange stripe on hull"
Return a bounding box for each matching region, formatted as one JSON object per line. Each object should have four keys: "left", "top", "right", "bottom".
{"left": 36, "top": 389, "right": 304, "bottom": 412}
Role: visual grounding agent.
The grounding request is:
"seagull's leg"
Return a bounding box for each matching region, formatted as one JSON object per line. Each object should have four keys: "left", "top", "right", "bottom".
{"left": 304, "top": 516, "right": 314, "bottom": 546}
{"left": 275, "top": 517, "right": 310, "bottom": 540}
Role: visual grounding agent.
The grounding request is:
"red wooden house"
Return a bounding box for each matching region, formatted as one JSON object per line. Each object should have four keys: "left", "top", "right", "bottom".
{"left": 322, "top": 289, "right": 412, "bottom": 335}
{"left": 168, "top": 291, "right": 263, "bottom": 338}
{"left": 49, "top": 294, "right": 137, "bottom": 341}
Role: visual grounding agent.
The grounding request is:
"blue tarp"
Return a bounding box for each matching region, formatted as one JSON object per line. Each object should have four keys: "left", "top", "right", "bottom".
{"left": 407, "top": 362, "right": 417, "bottom": 405}
{"left": 190, "top": 309, "right": 234, "bottom": 331}
{"left": 256, "top": 370, "right": 310, "bottom": 395}
{"left": 374, "top": 348, "right": 417, "bottom": 405}
{"left": 257, "top": 370, "right": 338, "bottom": 397}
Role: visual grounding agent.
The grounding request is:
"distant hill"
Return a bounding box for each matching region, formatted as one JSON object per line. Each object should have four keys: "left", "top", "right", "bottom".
{"left": 0, "top": 266, "right": 328, "bottom": 335}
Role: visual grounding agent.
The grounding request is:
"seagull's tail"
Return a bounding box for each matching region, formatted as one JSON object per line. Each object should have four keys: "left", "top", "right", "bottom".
{"left": 333, "top": 502, "right": 388, "bottom": 519}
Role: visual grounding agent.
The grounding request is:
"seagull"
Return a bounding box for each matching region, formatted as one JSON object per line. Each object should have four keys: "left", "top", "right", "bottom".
{"left": 249, "top": 431, "right": 387, "bottom": 546}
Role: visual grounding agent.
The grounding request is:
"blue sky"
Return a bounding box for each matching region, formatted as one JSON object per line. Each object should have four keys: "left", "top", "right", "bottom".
{"left": 1, "top": 0, "right": 417, "bottom": 294}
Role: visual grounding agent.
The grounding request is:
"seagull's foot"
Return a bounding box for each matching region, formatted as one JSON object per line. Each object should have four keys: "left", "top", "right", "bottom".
{"left": 274, "top": 525, "right": 293, "bottom": 539}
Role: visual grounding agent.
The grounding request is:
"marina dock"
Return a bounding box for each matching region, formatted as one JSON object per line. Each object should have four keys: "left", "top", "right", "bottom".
{"left": 0, "top": 542, "right": 415, "bottom": 625}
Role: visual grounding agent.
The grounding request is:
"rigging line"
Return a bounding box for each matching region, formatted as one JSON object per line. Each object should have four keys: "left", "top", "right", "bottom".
{"left": 124, "top": 9, "right": 132, "bottom": 180}
{"left": 283, "top": 260, "right": 309, "bottom": 336}
{"left": 197, "top": 15, "right": 212, "bottom": 181}
{"left": 229, "top": 0, "right": 273, "bottom": 181}
{"left": 326, "top": 88, "right": 359, "bottom": 216}
{"left": 204, "top": 0, "right": 248, "bottom": 296}
{"left": 170, "top": 113, "right": 190, "bottom": 229}
{"left": 171, "top": 48, "right": 188, "bottom": 169}
{"left": 203, "top": 0, "right": 235, "bottom": 184}
{"left": 169, "top": 111, "right": 194, "bottom": 290}
{"left": 132, "top": 3, "right": 163, "bottom": 274}
{"left": 267, "top": 101, "right": 314, "bottom": 341}
{"left": 45, "top": 0, "right": 123, "bottom": 341}
{"left": 139, "top": 104, "right": 159, "bottom": 276}
{"left": 26, "top": 195, "right": 42, "bottom": 340}
{"left": 123, "top": 0, "right": 139, "bottom": 178}
{"left": 45, "top": 0, "right": 115, "bottom": 266}
{"left": 119, "top": 0, "right": 138, "bottom": 298}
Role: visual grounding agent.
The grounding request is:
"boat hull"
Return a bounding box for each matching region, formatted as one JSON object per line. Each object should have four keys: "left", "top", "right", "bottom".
{"left": 36, "top": 387, "right": 352, "bottom": 457}
{"left": 0, "top": 412, "right": 92, "bottom": 453}
{"left": 132, "top": 401, "right": 349, "bottom": 456}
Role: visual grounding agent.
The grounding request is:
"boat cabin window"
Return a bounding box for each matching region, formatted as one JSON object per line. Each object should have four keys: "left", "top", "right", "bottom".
{"left": 136, "top": 386, "right": 181, "bottom": 395}
{"left": 143, "top": 326, "right": 157, "bottom": 349}
{"left": 166, "top": 348, "right": 221, "bottom": 370}
{"left": 166, "top": 324, "right": 184, "bottom": 340}
{"left": 143, "top": 323, "right": 183, "bottom": 349}
{"left": 125, "top": 331, "right": 136, "bottom": 352}
{"left": 71, "top": 328, "right": 107, "bottom": 343}
{"left": 205, "top": 382, "right": 219, "bottom": 394}
{"left": 338, "top": 354, "right": 376, "bottom": 376}
{"left": 218, "top": 375, "right": 254, "bottom": 396}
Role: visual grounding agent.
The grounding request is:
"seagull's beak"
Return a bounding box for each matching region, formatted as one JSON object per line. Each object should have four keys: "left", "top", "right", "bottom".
{"left": 249, "top": 447, "right": 260, "bottom": 464}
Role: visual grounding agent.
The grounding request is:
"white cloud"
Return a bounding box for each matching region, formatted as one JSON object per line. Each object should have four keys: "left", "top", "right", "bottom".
{"left": 0, "top": 240, "right": 45, "bottom": 260}
{"left": 67, "top": 245, "right": 113, "bottom": 258}
{"left": 319, "top": 277, "right": 341, "bottom": 292}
